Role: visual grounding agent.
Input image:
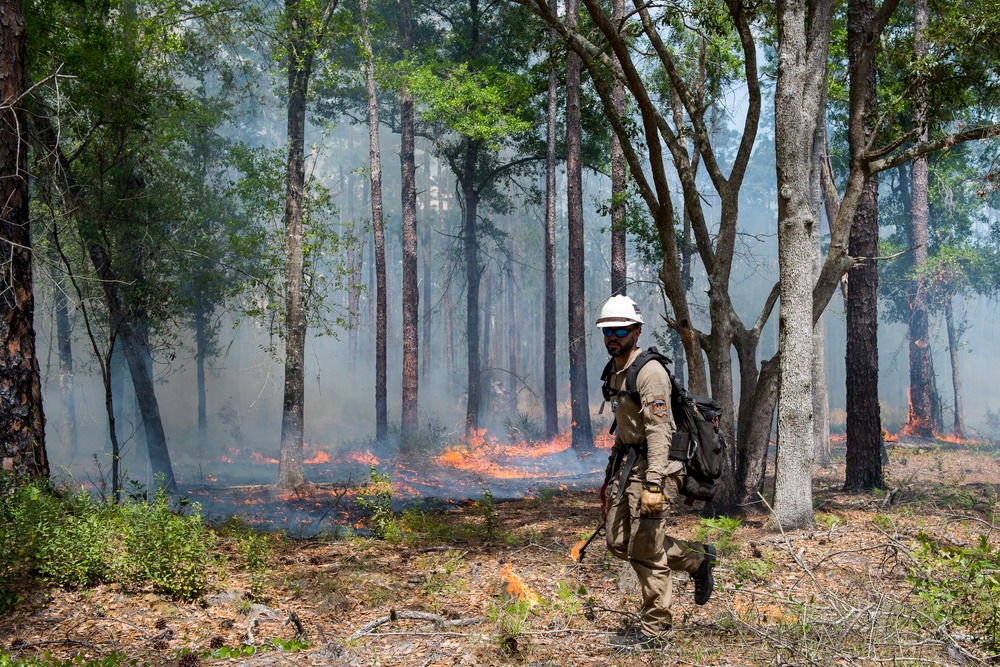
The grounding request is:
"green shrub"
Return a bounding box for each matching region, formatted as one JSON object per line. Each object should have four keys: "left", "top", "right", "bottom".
{"left": 909, "top": 532, "right": 1000, "bottom": 651}
{"left": 0, "top": 476, "right": 214, "bottom": 604}
{"left": 695, "top": 516, "right": 742, "bottom": 556}
{"left": 357, "top": 467, "right": 400, "bottom": 541}
{"left": 119, "top": 488, "right": 215, "bottom": 600}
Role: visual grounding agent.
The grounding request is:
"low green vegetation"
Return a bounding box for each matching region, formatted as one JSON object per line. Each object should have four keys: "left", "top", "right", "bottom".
{"left": 356, "top": 466, "right": 401, "bottom": 541}
{"left": 695, "top": 516, "right": 742, "bottom": 557}
{"left": 0, "top": 475, "right": 214, "bottom": 608}
{"left": 909, "top": 532, "right": 1000, "bottom": 652}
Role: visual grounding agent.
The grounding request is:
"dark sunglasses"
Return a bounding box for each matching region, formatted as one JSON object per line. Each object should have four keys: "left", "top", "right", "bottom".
{"left": 602, "top": 327, "right": 635, "bottom": 338}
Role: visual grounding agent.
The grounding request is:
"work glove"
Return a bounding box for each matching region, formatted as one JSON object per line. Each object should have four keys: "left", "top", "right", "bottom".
{"left": 599, "top": 481, "right": 609, "bottom": 518}
{"left": 640, "top": 486, "right": 665, "bottom": 515}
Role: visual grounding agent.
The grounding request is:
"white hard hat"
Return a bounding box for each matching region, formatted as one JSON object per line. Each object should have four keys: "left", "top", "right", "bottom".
{"left": 595, "top": 295, "right": 644, "bottom": 328}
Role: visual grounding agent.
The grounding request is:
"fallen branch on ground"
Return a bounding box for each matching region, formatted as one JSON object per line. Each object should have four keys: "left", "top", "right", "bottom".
{"left": 348, "top": 610, "right": 486, "bottom": 640}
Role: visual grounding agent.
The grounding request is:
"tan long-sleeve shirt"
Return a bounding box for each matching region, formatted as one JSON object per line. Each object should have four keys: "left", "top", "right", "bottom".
{"left": 606, "top": 348, "right": 676, "bottom": 486}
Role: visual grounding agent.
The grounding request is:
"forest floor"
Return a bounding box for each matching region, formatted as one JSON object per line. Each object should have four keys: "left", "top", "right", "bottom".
{"left": 3, "top": 438, "right": 1000, "bottom": 667}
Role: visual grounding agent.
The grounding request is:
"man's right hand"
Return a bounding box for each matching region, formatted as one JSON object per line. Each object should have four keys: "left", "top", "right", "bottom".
{"left": 640, "top": 488, "right": 664, "bottom": 515}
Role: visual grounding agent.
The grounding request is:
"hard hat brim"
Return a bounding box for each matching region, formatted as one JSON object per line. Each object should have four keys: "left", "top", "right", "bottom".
{"left": 596, "top": 318, "right": 642, "bottom": 328}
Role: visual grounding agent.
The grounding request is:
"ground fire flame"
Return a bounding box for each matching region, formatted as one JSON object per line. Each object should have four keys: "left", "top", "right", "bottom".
{"left": 180, "top": 429, "right": 611, "bottom": 533}
{"left": 500, "top": 562, "right": 540, "bottom": 607}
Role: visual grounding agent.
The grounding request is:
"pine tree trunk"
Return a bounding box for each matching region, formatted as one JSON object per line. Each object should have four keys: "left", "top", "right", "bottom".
{"left": 463, "top": 139, "right": 482, "bottom": 431}
{"left": 507, "top": 201, "right": 518, "bottom": 413}
{"left": 362, "top": 0, "right": 388, "bottom": 442}
{"left": 543, "top": 0, "right": 559, "bottom": 440}
{"left": 421, "top": 149, "right": 432, "bottom": 384}
{"left": 194, "top": 304, "right": 209, "bottom": 452}
{"left": 844, "top": 0, "right": 883, "bottom": 492}
{"left": 906, "top": 0, "right": 934, "bottom": 438}
{"left": 399, "top": 0, "right": 419, "bottom": 437}
{"left": 565, "top": 0, "right": 593, "bottom": 449}
{"left": 945, "top": 297, "right": 965, "bottom": 438}
{"left": 439, "top": 160, "right": 455, "bottom": 394}
{"left": 0, "top": 0, "right": 47, "bottom": 478}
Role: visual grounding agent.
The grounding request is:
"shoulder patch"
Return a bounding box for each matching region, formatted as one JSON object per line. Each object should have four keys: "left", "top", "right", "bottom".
{"left": 650, "top": 399, "right": 668, "bottom": 418}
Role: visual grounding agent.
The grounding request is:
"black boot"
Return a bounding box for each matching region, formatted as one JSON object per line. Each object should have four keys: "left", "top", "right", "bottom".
{"left": 610, "top": 628, "right": 668, "bottom": 651}
{"left": 693, "top": 544, "right": 717, "bottom": 605}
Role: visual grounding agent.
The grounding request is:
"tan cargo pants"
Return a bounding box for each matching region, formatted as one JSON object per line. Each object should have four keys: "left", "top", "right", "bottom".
{"left": 605, "top": 458, "right": 705, "bottom": 637}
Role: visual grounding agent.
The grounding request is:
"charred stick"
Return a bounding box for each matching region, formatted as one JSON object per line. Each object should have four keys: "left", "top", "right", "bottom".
{"left": 288, "top": 611, "right": 305, "bottom": 636}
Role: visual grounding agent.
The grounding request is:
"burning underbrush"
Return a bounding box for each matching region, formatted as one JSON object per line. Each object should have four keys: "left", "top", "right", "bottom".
{"left": 177, "top": 428, "right": 612, "bottom": 535}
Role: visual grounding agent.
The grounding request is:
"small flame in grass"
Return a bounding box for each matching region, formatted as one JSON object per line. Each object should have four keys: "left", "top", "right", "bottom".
{"left": 250, "top": 452, "right": 279, "bottom": 465}
{"left": 570, "top": 538, "right": 588, "bottom": 562}
{"left": 500, "top": 562, "right": 540, "bottom": 607}
{"left": 304, "top": 450, "right": 330, "bottom": 465}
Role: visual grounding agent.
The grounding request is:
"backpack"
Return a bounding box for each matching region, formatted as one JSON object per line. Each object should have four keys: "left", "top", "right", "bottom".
{"left": 600, "top": 347, "right": 727, "bottom": 503}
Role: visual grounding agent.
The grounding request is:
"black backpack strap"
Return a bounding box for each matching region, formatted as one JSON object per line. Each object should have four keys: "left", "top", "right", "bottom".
{"left": 624, "top": 347, "right": 672, "bottom": 404}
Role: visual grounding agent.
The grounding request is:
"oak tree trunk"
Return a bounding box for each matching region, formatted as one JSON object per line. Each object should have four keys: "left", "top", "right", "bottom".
{"left": 53, "top": 261, "right": 77, "bottom": 459}
{"left": 609, "top": 0, "right": 626, "bottom": 297}
{"left": 89, "top": 241, "right": 175, "bottom": 491}
{"left": 276, "top": 3, "right": 311, "bottom": 489}
{"left": 772, "top": 0, "right": 831, "bottom": 528}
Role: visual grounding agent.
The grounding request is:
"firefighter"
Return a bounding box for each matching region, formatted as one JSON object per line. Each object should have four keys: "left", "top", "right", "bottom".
{"left": 596, "top": 294, "right": 717, "bottom": 650}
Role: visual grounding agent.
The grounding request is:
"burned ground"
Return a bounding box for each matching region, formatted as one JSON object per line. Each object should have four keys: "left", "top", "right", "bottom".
{"left": 2, "top": 439, "right": 999, "bottom": 667}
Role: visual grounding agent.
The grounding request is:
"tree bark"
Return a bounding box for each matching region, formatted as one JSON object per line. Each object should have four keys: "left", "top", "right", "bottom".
{"left": 609, "top": 0, "right": 626, "bottom": 297}
{"left": 194, "top": 304, "right": 209, "bottom": 452}
{"left": 944, "top": 297, "right": 964, "bottom": 438}
{"left": 844, "top": 0, "right": 883, "bottom": 492}
{"left": 421, "top": 149, "right": 432, "bottom": 384}
{"left": 361, "top": 0, "right": 388, "bottom": 442}
{"left": 277, "top": 0, "right": 337, "bottom": 487}
{"left": 53, "top": 261, "right": 78, "bottom": 459}
{"left": 399, "top": 0, "right": 419, "bottom": 437}
{"left": 772, "top": 0, "right": 831, "bottom": 529}
{"left": 89, "top": 241, "right": 175, "bottom": 491}
{"left": 0, "top": 0, "right": 47, "bottom": 478}
{"left": 811, "top": 110, "right": 831, "bottom": 469}
{"left": 463, "top": 139, "right": 483, "bottom": 431}
{"left": 566, "top": 0, "right": 593, "bottom": 449}
{"left": 543, "top": 0, "right": 559, "bottom": 440}
{"left": 439, "top": 160, "right": 455, "bottom": 395}
{"left": 905, "top": 0, "right": 934, "bottom": 438}
{"left": 277, "top": 1, "right": 312, "bottom": 489}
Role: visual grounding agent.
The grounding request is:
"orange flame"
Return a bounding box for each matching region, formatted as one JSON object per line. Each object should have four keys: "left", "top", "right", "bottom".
{"left": 250, "top": 452, "right": 279, "bottom": 465}
{"left": 500, "top": 562, "right": 540, "bottom": 607}
{"left": 304, "top": 450, "right": 330, "bottom": 464}
{"left": 570, "top": 538, "right": 587, "bottom": 562}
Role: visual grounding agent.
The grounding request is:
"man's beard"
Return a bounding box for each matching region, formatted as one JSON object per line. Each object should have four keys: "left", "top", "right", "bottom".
{"left": 607, "top": 341, "right": 634, "bottom": 358}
